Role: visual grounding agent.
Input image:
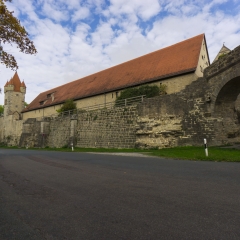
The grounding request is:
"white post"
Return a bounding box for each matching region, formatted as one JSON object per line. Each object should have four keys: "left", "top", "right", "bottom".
{"left": 71, "top": 142, "right": 74, "bottom": 151}
{"left": 204, "top": 138, "right": 208, "bottom": 157}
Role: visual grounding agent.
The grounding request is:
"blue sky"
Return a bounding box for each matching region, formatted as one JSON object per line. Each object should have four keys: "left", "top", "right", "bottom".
{"left": 1, "top": 0, "right": 240, "bottom": 104}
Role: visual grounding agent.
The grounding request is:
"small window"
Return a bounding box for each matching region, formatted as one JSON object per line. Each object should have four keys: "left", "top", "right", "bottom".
{"left": 16, "top": 94, "right": 19, "bottom": 96}
{"left": 200, "top": 66, "right": 203, "bottom": 72}
{"left": 47, "top": 94, "right": 51, "bottom": 98}
{"left": 116, "top": 92, "right": 119, "bottom": 97}
{"left": 112, "top": 93, "right": 114, "bottom": 98}
{"left": 15, "top": 105, "right": 18, "bottom": 108}
{"left": 5, "top": 99, "right": 7, "bottom": 105}
{"left": 40, "top": 101, "right": 44, "bottom": 105}
{"left": 202, "top": 55, "right": 204, "bottom": 60}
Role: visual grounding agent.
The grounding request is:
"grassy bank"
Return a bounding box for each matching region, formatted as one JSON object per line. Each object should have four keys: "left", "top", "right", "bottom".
{"left": 149, "top": 146, "right": 240, "bottom": 162}
{"left": 0, "top": 145, "right": 239, "bottom": 162}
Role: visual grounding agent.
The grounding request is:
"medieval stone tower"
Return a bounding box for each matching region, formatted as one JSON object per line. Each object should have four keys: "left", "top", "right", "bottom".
{"left": 4, "top": 72, "right": 26, "bottom": 117}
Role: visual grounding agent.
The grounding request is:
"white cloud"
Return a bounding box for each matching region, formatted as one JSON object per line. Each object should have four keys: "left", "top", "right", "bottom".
{"left": 72, "top": 7, "right": 90, "bottom": 22}
{"left": 1, "top": 0, "right": 240, "bottom": 106}
{"left": 41, "top": 1, "right": 69, "bottom": 22}
{"left": 107, "top": 0, "right": 161, "bottom": 21}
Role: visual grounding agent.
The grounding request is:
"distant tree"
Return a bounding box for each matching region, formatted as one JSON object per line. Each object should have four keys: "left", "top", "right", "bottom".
{"left": 56, "top": 99, "right": 76, "bottom": 113}
{"left": 0, "top": 0, "right": 37, "bottom": 70}
{"left": 24, "top": 102, "right": 28, "bottom": 108}
{"left": 0, "top": 105, "right": 4, "bottom": 115}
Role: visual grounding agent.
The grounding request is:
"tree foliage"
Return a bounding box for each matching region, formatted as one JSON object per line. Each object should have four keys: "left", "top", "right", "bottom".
{"left": 56, "top": 99, "right": 77, "bottom": 113}
{"left": 116, "top": 84, "right": 167, "bottom": 102}
{"left": 0, "top": 104, "right": 4, "bottom": 115}
{"left": 0, "top": 0, "right": 37, "bottom": 70}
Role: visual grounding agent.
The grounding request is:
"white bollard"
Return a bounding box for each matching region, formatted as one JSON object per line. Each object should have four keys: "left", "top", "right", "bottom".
{"left": 204, "top": 138, "right": 208, "bottom": 157}
{"left": 71, "top": 143, "right": 74, "bottom": 151}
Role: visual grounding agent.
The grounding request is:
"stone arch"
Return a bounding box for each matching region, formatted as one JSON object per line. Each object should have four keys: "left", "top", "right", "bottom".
{"left": 214, "top": 76, "right": 240, "bottom": 120}
{"left": 210, "top": 66, "right": 240, "bottom": 116}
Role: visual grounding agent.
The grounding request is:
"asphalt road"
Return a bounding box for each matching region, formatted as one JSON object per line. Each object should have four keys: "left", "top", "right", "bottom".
{"left": 0, "top": 149, "right": 240, "bottom": 240}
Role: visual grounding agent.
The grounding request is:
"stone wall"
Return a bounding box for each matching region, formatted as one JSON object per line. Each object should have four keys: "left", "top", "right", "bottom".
{"left": 19, "top": 105, "right": 138, "bottom": 149}
{"left": 5, "top": 75, "right": 240, "bottom": 149}
{"left": 47, "top": 116, "right": 72, "bottom": 148}
{"left": 0, "top": 117, "right": 3, "bottom": 143}
{"left": 0, "top": 115, "right": 23, "bottom": 146}
{"left": 2, "top": 43, "right": 240, "bottom": 149}
{"left": 76, "top": 106, "right": 137, "bottom": 148}
{"left": 135, "top": 75, "right": 240, "bottom": 148}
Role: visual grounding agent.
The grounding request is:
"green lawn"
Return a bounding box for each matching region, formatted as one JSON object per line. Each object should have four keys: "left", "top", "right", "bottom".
{"left": 0, "top": 145, "right": 239, "bottom": 162}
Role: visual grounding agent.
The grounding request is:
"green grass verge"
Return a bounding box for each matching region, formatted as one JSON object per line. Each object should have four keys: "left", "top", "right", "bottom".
{"left": 0, "top": 145, "right": 239, "bottom": 162}
{"left": 148, "top": 146, "right": 240, "bottom": 162}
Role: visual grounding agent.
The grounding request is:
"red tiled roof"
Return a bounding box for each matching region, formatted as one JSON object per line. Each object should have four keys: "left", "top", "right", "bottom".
{"left": 23, "top": 34, "right": 205, "bottom": 112}
{"left": 5, "top": 72, "right": 22, "bottom": 92}
{"left": 21, "top": 81, "right": 26, "bottom": 88}
{"left": 4, "top": 81, "right": 9, "bottom": 87}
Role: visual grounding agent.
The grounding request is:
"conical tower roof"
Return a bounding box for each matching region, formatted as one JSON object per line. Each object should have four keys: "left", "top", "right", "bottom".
{"left": 9, "top": 72, "right": 22, "bottom": 92}
{"left": 21, "top": 81, "right": 26, "bottom": 88}
{"left": 4, "top": 80, "right": 9, "bottom": 87}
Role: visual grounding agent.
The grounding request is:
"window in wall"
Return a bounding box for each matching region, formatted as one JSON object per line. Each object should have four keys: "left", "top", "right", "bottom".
{"left": 112, "top": 93, "right": 114, "bottom": 98}
{"left": 116, "top": 92, "right": 119, "bottom": 97}
{"left": 16, "top": 94, "right": 18, "bottom": 96}
{"left": 5, "top": 99, "right": 7, "bottom": 105}
{"left": 47, "top": 93, "right": 51, "bottom": 98}
{"left": 200, "top": 66, "right": 203, "bottom": 72}
{"left": 15, "top": 105, "right": 18, "bottom": 108}
{"left": 40, "top": 101, "right": 44, "bottom": 105}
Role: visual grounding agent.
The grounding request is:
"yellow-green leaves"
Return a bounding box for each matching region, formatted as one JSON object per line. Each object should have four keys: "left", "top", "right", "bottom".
{"left": 0, "top": 0, "right": 37, "bottom": 70}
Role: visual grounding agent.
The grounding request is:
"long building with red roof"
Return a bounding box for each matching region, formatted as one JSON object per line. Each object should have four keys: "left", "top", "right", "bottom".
{"left": 22, "top": 33, "right": 210, "bottom": 119}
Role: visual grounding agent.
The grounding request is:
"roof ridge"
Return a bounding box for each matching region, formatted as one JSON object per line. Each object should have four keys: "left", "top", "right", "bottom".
{"left": 41, "top": 33, "right": 205, "bottom": 94}
{"left": 24, "top": 33, "right": 205, "bottom": 112}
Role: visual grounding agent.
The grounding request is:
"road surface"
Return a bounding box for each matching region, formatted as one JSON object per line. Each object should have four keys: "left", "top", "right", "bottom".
{"left": 0, "top": 149, "right": 239, "bottom": 239}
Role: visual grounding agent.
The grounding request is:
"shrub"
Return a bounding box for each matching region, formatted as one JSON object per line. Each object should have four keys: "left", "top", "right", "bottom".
{"left": 56, "top": 99, "right": 76, "bottom": 113}
{"left": 115, "top": 84, "right": 167, "bottom": 106}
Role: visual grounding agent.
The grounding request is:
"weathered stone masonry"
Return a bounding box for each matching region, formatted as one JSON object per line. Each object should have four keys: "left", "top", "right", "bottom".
{"left": 2, "top": 44, "right": 240, "bottom": 148}
{"left": 18, "top": 105, "right": 138, "bottom": 149}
